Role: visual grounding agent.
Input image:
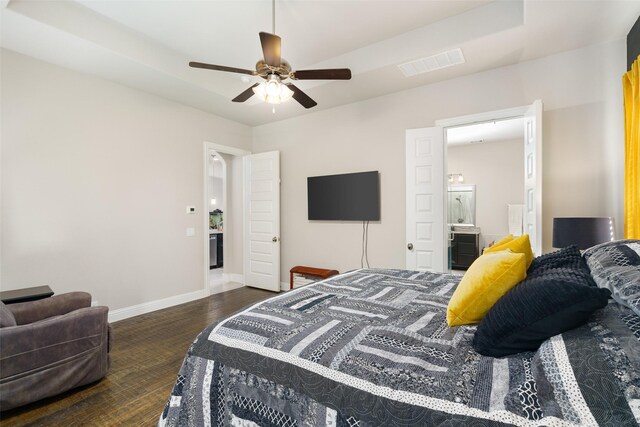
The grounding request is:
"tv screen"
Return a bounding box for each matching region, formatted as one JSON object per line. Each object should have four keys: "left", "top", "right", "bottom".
{"left": 307, "top": 171, "right": 380, "bottom": 221}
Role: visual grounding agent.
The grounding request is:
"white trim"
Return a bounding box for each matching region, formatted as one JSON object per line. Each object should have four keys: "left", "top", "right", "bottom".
{"left": 435, "top": 105, "right": 529, "bottom": 129}
{"left": 108, "top": 289, "right": 207, "bottom": 323}
{"left": 223, "top": 273, "right": 245, "bottom": 284}
{"left": 280, "top": 281, "right": 289, "bottom": 291}
{"left": 204, "top": 141, "right": 250, "bottom": 157}
{"left": 202, "top": 142, "right": 251, "bottom": 298}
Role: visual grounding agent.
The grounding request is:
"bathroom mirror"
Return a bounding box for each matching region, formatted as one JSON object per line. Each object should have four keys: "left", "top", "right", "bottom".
{"left": 448, "top": 184, "right": 476, "bottom": 226}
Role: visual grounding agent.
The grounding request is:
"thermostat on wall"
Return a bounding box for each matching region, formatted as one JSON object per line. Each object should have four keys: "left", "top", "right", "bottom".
{"left": 186, "top": 206, "right": 196, "bottom": 214}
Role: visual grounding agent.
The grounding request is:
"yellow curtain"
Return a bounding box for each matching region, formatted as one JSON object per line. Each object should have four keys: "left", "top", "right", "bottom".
{"left": 623, "top": 56, "right": 640, "bottom": 239}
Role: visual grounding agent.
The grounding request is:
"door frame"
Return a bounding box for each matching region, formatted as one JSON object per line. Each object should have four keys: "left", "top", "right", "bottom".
{"left": 202, "top": 142, "right": 251, "bottom": 296}
{"left": 434, "top": 101, "right": 543, "bottom": 257}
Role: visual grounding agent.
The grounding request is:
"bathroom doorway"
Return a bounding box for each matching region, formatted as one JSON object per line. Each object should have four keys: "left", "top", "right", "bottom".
{"left": 207, "top": 151, "right": 226, "bottom": 290}
{"left": 445, "top": 117, "right": 525, "bottom": 272}
{"left": 203, "top": 142, "right": 250, "bottom": 295}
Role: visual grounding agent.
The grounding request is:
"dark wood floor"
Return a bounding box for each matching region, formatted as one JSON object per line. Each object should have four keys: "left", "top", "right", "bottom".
{"left": 0, "top": 286, "right": 273, "bottom": 426}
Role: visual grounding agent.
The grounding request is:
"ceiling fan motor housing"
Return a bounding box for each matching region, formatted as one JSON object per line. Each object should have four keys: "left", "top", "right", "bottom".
{"left": 256, "top": 60, "right": 291, "bottom": 79}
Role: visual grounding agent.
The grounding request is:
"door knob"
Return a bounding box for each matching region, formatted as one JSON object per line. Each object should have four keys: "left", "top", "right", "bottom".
{"left": 272, "top": 236, "right": 279, "bottom": 242}
{"left": 407, "top": 243, "right": 414, "bottom": 250}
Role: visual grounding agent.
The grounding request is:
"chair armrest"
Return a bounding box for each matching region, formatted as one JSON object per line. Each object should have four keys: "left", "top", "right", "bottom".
{"left": 8, "top": 292, "right": 91, "bottom": 325}
{"left": 0, "top": 306, "right": 109, "bottom": 379}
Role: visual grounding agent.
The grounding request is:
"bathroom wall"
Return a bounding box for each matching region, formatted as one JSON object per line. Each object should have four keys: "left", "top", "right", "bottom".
{"left": 447, "top": 138, "right": 524, "bottom": 249}
{"left": 208, "top": 154, "right": 225, "bottom": 217}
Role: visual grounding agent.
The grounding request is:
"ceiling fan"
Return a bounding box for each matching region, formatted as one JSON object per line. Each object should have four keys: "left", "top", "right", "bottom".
{"left": 189, "top": 0, "right": 351, "bottom": 109}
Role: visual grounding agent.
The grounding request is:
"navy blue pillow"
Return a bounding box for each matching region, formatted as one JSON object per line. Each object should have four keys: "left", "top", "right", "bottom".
{"left": 472, "top": 267, "right": 610, "bottom": 357}
{"left": 527, "top": 245, "right": 586, "bottom": 276}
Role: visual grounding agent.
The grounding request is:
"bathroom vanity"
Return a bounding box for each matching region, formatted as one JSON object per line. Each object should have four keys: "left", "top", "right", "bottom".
{"left": 448, "top": 185, "right": 479, "bottom": 270}
{"left": 450, "top": 230, "right": 480, "bottom": 270}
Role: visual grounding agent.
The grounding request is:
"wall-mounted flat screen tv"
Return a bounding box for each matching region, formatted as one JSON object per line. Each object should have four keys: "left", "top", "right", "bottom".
{"left": 307, "top": 171, "right": 380, "bottom": 221}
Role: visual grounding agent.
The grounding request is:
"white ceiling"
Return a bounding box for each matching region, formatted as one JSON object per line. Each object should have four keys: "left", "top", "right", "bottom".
{"left": 447, "top": 117, "right": 524, "bottom": 145}
{"left": 1, "top": 0, "right": 639, "bottom": 126}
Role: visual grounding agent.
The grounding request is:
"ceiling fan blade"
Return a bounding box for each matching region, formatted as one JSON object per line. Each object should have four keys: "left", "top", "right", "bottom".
{"left": 287, "top": 83, "right": 317, "bottom": 109}
{"left": 259, "top": 32, "right": 281, "bottom": 67}
{"left": 232, "top": 83, "right": 260, "bottom": 102}
{"left": 292, "top": 68, "right": 351, "bottom": 80}
{"left": 189, "top": 61, "right": 256, "bottom": 76}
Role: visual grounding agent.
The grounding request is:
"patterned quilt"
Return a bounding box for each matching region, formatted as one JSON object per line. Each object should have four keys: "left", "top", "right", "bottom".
{"left": 159, "top": 269, "right": 640, "bottom": 426}
{"left": 584, "top": 239, "right": 640, "bottom": 318}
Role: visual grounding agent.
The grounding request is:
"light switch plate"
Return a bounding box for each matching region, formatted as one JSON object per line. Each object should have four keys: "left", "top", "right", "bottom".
{"left": 186, "top": 227, "right": 195, "bottom": 237}
{"left": 186, "top": 206, "right": 196, "bottom": 214}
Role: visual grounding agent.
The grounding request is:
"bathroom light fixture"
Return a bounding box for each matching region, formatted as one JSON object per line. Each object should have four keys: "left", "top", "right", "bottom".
{"left": 448, "top": 173, "right": 464, "bottom": 183}
{"left": 252, "top": 74, "right": 294, "bottom": 105}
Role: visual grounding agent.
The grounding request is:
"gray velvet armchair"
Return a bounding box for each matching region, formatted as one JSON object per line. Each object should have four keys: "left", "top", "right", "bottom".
{"left": 0, "top": 292, "right": 111, "bottom": 411}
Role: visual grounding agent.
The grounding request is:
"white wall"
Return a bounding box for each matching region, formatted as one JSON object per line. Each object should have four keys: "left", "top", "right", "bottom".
{"left": 252, "top": 40, "right": 626, "bottom": 278}
{"left": 0, "top": 49, "right": 252, "bottom": 311}
{"left": 1, "top": 38, "right": 626, "bottom": 308}
{"left": 447, "top": 138, "right": 524, "bottom": 248}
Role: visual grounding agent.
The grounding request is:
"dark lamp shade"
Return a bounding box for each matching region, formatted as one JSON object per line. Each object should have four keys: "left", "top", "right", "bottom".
{"left": 552, "top": 217, "right": 615, "bottom": 250}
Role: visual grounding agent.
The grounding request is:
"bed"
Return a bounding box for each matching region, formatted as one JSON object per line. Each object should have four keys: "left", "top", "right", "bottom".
{"left": 160, "top": 242, "right": 640, "bottom": 427}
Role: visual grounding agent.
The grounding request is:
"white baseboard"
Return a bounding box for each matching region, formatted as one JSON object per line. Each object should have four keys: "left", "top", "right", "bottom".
{"left": 280, "top": 281, "right": 289, "bottom": 291}
{"left": 108, "top": 289, "right": 208, "bottom": 323}
{"left": 223, "top": 273, "right": 245, "bottom": 284}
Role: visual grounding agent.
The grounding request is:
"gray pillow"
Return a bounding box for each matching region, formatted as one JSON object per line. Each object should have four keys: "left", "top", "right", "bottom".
{"left": 0, "top": 301, "right": 17, "bottom": 327}
{"left": 583, "top": 239, "right": 640, "bottom": 317}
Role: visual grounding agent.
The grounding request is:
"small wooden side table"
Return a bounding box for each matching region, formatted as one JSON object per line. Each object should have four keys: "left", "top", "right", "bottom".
{"left": 290, "top": 266, "right": 339, "bottom": 289}
{"left": 0, "top": 285, "right": 54, "bottom": 304}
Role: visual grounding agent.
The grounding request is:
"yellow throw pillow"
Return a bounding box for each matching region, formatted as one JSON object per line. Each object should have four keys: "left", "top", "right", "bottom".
{"left": 483, "top": 234, "right": 534, "bottom": 268}
{"left": 490, "top": 234, "right": 514, "bottom": 248}
{"left": 447, "top": 251, "right": 527, "bottom": 326}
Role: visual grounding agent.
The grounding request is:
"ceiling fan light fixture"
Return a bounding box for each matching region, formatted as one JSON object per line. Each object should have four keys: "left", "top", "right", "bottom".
{"left": 252, "top": 74, "right": 293, "bottom": 105}
{"left": 189, "top": 0, "right": 350, "bottom": 109}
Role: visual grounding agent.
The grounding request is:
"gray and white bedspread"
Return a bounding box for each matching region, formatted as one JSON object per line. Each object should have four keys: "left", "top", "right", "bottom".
{"left": 160, "top": 269, "right": 640, "bottom": 426}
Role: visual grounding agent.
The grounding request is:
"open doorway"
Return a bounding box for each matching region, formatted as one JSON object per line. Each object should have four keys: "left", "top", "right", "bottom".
{"left": 445, "top": 118, "right": 525, "bottom": 273}
{"left": 436, "top": 100, "right": 543, "bottom": 272}
{"left": 207, "top": 151, "right": 226, "bottom": 289}
{"left": 406, "top": 100, "right": 542, "bottom": 273}
{"left": 203, "top": 142, "right": 250, "bottom": 295}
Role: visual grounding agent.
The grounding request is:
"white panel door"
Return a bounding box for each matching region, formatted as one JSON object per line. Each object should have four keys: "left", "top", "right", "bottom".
{"left": 406, "top": 127, "right": 446, "bottom": 272}
{"left": 523, "top": 100, "right": 543, "bottom": 256}
{"left": 244, "top": 151, "right": 280, "bottom": 291}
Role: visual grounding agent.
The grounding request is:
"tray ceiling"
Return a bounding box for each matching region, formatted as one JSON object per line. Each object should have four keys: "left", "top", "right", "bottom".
{"left": 1, "top": 0, "right": 638, "bottom": 126}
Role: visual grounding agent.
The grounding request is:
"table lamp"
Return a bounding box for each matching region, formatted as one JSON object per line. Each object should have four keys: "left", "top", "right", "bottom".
{"left": 552, "top": 217, "right": 615, "bottom": 250}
